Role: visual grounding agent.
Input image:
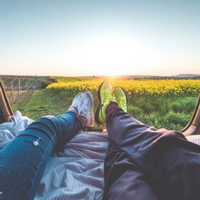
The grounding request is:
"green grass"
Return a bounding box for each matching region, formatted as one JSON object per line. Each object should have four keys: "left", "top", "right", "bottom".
{"left": 11, "top": 89, "right": 74, "bottom": 120}
{"left": 11, "top": 88, "right": 198, "bottom": 131}
{"left": 128, "top": 95, "right": 197, "bottom": 130}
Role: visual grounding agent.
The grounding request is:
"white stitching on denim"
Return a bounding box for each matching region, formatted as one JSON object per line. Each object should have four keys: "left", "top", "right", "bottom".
{"left": 33, "top": 137, "right": 41, "bottom": 146}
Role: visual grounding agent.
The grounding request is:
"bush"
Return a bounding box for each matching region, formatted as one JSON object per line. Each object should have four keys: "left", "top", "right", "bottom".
{"left": 40, "top": 78, "right": 58, "bottom": 89}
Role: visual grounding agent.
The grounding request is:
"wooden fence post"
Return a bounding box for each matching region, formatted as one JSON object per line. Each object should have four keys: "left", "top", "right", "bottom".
{"left": 18, "top": 78, "right": 21, "bottom": 96}
{"left": 11, "top": 82, "right": 13, "bottom": 102}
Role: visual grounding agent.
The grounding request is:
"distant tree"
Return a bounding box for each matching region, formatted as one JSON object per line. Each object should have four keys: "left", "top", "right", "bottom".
{"left": 40, "top": 78, "right": 58, "bottom": 89}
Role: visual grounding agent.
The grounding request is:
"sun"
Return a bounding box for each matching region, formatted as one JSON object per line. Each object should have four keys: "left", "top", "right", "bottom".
{"left": 67, "top": 36, "right": 156, "bottom": 76}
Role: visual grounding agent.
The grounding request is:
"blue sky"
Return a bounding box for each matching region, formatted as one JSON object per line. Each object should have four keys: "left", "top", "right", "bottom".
{"left": 1, "top": 0, "right": 200, "bottom": 76}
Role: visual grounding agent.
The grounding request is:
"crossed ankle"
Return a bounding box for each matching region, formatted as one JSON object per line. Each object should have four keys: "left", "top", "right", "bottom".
{"left": 106, "top": 102, "right": 118, "bottom": 113}
{"left": 69, "top": 107, "right": 78, "bottom": 114}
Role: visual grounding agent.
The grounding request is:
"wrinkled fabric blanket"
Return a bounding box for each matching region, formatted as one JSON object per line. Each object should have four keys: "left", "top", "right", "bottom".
{"left": 0, "top": 111, "right": 109, "bottom": 200}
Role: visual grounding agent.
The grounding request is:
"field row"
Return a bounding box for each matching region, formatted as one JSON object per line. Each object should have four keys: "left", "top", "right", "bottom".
{"left": 47, "top": 77, "right": 200, "bottom": 96}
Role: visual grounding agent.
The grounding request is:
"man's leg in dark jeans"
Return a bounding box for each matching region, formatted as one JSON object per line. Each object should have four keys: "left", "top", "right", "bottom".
{"left": 104, "top": 103, "right": 200, "bottom": 200}
{"left": 103, "top": 139, "right": 159, "bottom": 200}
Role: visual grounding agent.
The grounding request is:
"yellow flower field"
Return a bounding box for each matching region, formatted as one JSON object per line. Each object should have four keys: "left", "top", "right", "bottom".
{"left": 47, "top": 77, "right": 200, "bottom": 96}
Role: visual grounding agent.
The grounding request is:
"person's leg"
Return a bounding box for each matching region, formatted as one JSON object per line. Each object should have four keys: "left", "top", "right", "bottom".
{"left": 103, "top": 140, "right": 159, "bottom": 200}
{"left": 95, "top": 82, "right": 158, "bottom": 199}
{"left": 0, "top": 92, "right": 94, "bottom": 200}
{"left": 105, "top": 103, "right": 200, "bottom": 200}
{"left": 96, "top": 81, "right": 200, "bottom": 200}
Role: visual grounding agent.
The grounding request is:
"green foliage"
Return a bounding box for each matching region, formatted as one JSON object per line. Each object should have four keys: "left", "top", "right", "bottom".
{"left": 40, "top": 78, "right": 58, "bottom": 89}
{"left": 127, "top": 94, "right": 197, "bottom": 130}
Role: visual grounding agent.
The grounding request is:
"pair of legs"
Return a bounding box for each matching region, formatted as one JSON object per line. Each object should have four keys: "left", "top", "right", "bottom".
{"left": 0, "top": 92, "right": 94, "bottom": 200}
{"left": 95, "top": 82, "right": 200, "bottom": 200}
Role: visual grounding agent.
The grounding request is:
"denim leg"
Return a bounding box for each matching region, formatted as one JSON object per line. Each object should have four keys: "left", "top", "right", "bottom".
{"left": 0, "top": 110, "right": 84, "bottom": 200}
{"left": 104, "top": 103, "right": 200, "bottom": 200}
{"left": 103, "top": 140, "right": 159, "bottom": 200}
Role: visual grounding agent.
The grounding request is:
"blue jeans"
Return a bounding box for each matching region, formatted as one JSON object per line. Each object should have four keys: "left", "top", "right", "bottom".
{"left": 0, "top": 110, "right": 84, "bottom": 200}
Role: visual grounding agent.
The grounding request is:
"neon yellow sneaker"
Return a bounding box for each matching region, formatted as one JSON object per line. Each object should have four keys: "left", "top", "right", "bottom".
{"left": 113, "top": 87, "right": 128, "bottom": 112}
{"left": 95, "top": 81, "right": 117, "bottom": 125}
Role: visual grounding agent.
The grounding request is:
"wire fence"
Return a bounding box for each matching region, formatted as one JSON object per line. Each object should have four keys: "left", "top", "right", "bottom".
{"left": 0, "top": 75, "right": 48, "bottom": 103}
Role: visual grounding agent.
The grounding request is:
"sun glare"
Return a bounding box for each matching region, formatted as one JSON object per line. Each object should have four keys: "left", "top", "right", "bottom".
{"left": 68, "top": 36, "right": 156, "bottom": 76}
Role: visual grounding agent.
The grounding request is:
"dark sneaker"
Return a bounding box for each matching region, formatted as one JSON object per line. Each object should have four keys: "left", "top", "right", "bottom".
{"left": 80, "top": 91, "right": 95, "bottom": 127}
{"left": 95, "top": 81, "right": 117, "bottom": 125}
{"left": 113, "top": 87, "right": 128, "bottom": 112}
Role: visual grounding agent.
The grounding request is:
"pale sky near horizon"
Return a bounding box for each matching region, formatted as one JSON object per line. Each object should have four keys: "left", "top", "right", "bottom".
{"left": 1, "top": 0, "right": 200, "bottom": 77}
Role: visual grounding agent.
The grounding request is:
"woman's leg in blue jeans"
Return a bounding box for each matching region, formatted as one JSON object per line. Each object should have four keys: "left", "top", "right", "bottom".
{"left": 0, "top": 110, "right": 84, "bottom": 200}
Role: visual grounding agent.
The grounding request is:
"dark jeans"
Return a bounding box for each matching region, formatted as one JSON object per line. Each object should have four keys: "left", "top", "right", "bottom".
{"left": 103, "top": 103, "right": 200, "bottom": 200}
{"left": 0, "top": 110, "right": 84, "bottom": 200}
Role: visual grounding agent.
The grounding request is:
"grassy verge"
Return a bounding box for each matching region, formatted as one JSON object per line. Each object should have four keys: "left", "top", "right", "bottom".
{"left": 11, "top": 88, "right": 198, "bottom": 130}
{"left": 128, "top": 95, "right": 197, "bottom": 130}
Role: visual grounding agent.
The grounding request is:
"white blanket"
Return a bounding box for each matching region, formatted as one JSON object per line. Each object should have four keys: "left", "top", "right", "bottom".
{"left": 0, "top": 111, "right": 109, "bottom": 200}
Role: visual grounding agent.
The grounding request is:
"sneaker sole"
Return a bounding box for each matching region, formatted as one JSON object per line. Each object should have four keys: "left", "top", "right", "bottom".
{"left": 85, "top": 91, "right": 95, "bottom": 126}
{"left": 95, "top": 81, "right": 105, "bottom": 124}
